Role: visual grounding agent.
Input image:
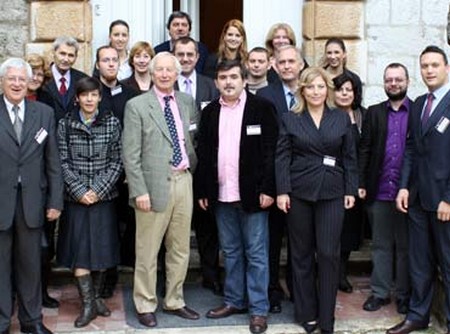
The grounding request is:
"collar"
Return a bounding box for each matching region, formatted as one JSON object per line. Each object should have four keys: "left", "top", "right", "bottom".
{"left": 153, "top": 86, "right": 175, "bottom": 100}
{"left": 219, "top": 89, "right": 247, "bottom": 109}
{"left": 3, "top": 96, "right": 25, "bottom": 113}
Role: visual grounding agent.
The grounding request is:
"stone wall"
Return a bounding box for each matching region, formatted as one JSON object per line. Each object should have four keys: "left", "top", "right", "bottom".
{"left": 0, "top": 1, "right": 29, "bottom": 63}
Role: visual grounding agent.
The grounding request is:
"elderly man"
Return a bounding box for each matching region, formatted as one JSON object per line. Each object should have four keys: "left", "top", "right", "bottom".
{"left": 0, "top": 57, "right": 63, "bottom": 334}
{"left": 122, "top": 51, "right": 199, "bottom": 328}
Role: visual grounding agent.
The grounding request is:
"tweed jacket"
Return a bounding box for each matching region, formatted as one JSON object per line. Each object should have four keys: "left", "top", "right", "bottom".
{"left": 122, "top": 89, "right": 198, "bottom": 212}
{"left": 57, "top": 108, "right": 123, "bottom": 202}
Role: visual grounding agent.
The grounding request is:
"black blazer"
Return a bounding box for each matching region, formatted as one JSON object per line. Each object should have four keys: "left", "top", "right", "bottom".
{"left": 359, "top": 99, "right": 411, "bottom": 203}
{"left": 276, "top": 107, "right": 358, "bottom": 201}
{"left": 195, "top": 92, "right": 279, "bottom": 212}
{"left": 174, "top": 73, "right": 219, "bottom": 111}
{"left": 256, "top": 80, "right": 290, "bottom": 120}
{"left": 39, "top": 67, "right": 88, "bottom": 122}
{"left": 400, "top": 90, "right": 450, "bottom": 211}
{"left": 154, "top": 40, "right": 209, "bottom": 74}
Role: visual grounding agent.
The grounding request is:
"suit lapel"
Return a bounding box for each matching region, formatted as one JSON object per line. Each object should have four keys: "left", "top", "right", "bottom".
{"left": 423, "top": 90, "right": 450, "bottom": 135}
{"left": 0, "top": 96, "right": 19, "bottom": 145}
{"left": 275, "top": 82, "right": 290, "bottom": 114}
{"left": 146, "top": 91, "right": 172, "bottom": 142}
{"left": 21, "top": 100, "right": 38, "bottom": 146}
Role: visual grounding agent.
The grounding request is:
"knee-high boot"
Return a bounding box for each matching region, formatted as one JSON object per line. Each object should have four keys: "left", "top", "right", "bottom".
{"left": 75, "top": 274, "right": 97, "bottom": 327}
{"left": 92, "top": 271, "right": 111, "bottom": 317}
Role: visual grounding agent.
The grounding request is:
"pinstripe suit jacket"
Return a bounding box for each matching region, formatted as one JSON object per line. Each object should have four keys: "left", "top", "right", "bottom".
{"left": 276, "top": 107, "right": 358, "bottom": 201}
{"left": 122, "top": 89, "right": 198, "bottom": 212}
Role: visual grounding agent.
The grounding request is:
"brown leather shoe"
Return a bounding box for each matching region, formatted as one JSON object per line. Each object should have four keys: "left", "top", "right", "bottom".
{"left": 137, "top": 312, "right": 157, "bottom": 328}
{"left": 163, "top": 306, "right": 200, "bottom": 320}
{"left": 386, "top": 320, "right": 428, "bottom": 334}
{"left": 250, "top": 315, "right": 268, "bottom": 334}
{"left": 206, "top": 304, "right": 248, "bottom": 319}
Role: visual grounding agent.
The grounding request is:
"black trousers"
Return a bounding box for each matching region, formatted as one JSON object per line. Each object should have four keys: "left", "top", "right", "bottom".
{"left": 287, "top": 196, "right": 344, "bottom": 332}
{"left": 0, "top": 187, "right": 42, "bottom": 330}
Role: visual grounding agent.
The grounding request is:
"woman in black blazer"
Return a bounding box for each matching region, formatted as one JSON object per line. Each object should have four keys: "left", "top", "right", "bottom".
{"left": 332, "top": 72, "right": 367, "bottom": 294}
{"left": 276, "top": 67, "right": 358, "bottom": 334}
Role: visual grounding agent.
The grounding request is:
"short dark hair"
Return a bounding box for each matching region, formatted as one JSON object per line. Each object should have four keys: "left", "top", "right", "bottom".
{"left": 333, "top": 72, "right": 362, "bottom": 111}
{"left": 167, "top": 11, "right": 192, "bottom": 31}
{"left": 420, "top": 45, "right": 448, "bottom": 65}
{"left": 384, "top": 62, "right": 409, "bottom": 80}
{"left": 75, "top": 76, "right": 102, "bottom": 97}
{"left": 248, "top": 47, "right": 269, "bottom": 59}
{"left": 95, "top": 45, "right": 118, "bottom": 64}
{"left": 215, "top": 59, "right": 247, "bottom": 79}
{"left": 172, "top": 36, "right": 198, "bottom": 54}
{"left": 109, "top": 20, "right": 129, "bottom": 34}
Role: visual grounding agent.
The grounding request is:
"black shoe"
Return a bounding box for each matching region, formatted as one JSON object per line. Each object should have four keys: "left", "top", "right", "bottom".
{"left": 301, "top": 320, "right": 318, "bottom": 334}
{"left": 338, "top": 276, "right": 353, "bottom": 293}
{"left": 42, "top": 292, "right": 59, "bottom": 309}
{"left": 269, "top": 302, "right": 282, "bottom": 313}
{"left": 396, "top": 299, "right": 409, "bottom": 315}
{"left": 363, "top": 295, "right": 391, "bottom": 311}
{"left": 202, "top": 280, "right": 223, "bottom": 296}
{"left": 20, "top": 323, "right": 52, "bottom": 334}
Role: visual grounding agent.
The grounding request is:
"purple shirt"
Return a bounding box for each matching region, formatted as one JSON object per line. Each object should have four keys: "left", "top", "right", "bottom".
{"left": 375, "top": 99, "right": 410, "bottom": 201}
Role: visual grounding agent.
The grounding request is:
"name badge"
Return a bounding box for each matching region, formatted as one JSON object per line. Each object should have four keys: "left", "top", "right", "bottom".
{"left": 35, "top": 128, "right": 48, "bottom": 144}
{"left": 246, "top": 125, "right": 261, "bottom": 136}
{"left": 111, "top": 85, "right": 123, "bottom": 96}
{"left": 323, "top": 155, "right": 336, "bottom": 167}
{"left": 189, "top": 123, "right": 197, "bottom": 131}
{"left": 436, "top": 116, "right": 449, "bottom": 134}
{"left": 200, "top": 101, "right": 211, "bottom": 110}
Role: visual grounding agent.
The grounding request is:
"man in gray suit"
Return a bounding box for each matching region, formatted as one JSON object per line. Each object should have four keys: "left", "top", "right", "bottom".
{"left": 0, "top": 58, "right": 63, "bottom": 334}
{"left": 122, "top": 52, "right": 199, "bottom": 328}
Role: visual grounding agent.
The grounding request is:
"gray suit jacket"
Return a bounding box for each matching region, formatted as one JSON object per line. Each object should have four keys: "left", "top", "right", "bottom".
{"left": 122, "top": 89, "right": 198, "bottom": 212}
{"left": 0, "top": 96, "right": 63, "bottom": 230}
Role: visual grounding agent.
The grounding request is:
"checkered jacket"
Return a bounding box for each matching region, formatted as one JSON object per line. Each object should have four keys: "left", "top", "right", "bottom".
{"left": 57, "top": 109, "right": 123, "bottom": 202}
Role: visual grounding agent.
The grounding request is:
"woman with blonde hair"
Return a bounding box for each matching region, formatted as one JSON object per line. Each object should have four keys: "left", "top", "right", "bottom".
{"left": 25, "top": 53, "right": 50, "bottom": 100}
{"left": 204, "top": 19, "right": 248, "bottom": 78}
{"left": 121, "top": 41, "right": 155, "bottom": 93}
{"left": 264, "top": 23, "right": 296, "bottom": 59}
{"left": 276, "top": 67, "right": 358, "bottom": 334}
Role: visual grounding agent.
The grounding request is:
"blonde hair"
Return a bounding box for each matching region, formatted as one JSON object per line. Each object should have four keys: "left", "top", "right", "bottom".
{"left": 217, "top": 19, "right": 248, "bottom": 63}
{"left": 264, "top": 23, "right": 296, "bottom": 58}
{"left": 292, "top": 67, "right": 335, "bottom": 114}
{"left": 129, "top": 41, "right": 155, "bottom": 69}
{"left": 25, "top": 53, "right": 51, "bottom": 82}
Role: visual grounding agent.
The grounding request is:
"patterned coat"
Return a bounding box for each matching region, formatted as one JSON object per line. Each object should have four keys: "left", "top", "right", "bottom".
{"left": 57, "top": 108, "right": 123, "bottom": 202}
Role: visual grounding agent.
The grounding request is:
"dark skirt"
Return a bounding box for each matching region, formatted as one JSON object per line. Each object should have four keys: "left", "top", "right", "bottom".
{"left": 57, "top": 200, "right": 119, "bottom": 271}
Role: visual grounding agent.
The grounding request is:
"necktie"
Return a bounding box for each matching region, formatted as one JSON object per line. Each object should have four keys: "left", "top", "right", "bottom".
{"left": 184, "top": 78, "right": 192, "bottom": 96}
{"left": 12, "top": 105, "right": 22, "bottom": 144}
{"left": 421, "top": 93, "right": 434, "bottom": 128}
{"left": 163, "top": 96, "right": 183, "bottom": 167}
{"left": 288, "top": 92, "right": 296, "bottom": 109}
{"left": 59, "top": 77, "right": 67, "bottom": 95}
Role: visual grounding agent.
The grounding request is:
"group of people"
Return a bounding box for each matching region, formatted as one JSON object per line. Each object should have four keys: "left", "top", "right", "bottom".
{"left": 0, "top": 9, "right": 449, "bottom": 334}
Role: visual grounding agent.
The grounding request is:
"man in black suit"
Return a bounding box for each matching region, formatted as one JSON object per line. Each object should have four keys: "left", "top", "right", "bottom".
{"left": 0, "top": 58, "right": 63, "bottom": 334}
{"left": 359, "top": 63, "right": 411, "bottom": 314}
{"left": 154, "top": 11, "right": 209, "bottom": 74}
{"left": 256, "top": 45, "right": 305, "bottom": 313}
{"left": 196, "top": 60, "right": 278, "bottom": 334}
{"left": 39, "top": 36, "right": 88, "bottom": 121}
{"left": 387, "top": 45, "right": 450, "bottom": 334}
{"left": 172, "top": 36, "right": 221, "bottom": 295}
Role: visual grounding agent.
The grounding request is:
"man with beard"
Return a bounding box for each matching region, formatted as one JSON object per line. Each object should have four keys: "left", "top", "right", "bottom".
{"left": 245, "top": 47, "right": 271, "bottom": 94}
{"left": 358, "top": 63, "right": 411, "bottom": 314}
{"left": 95, "top": 45, "right": 139, "bottom": 298}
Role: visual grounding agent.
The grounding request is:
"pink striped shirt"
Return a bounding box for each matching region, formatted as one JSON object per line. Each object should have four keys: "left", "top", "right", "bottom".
{"left": 154, "top": 87, "right": 189, "bottom": 171}
{"left": 217, "top": 90, "right": 247, "bottom": 202}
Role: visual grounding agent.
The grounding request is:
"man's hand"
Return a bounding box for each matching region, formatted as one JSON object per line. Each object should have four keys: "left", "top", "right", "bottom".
{"left": 198, "top": 198, "right": 209, "bottom": 211}
{"left": 46, "top": 208, "right": 61, "bottom": 221}
{"left": 136, "top": 194, "right": 151, "bottom": 212}
{"left": 437, "top": 201, "right": 450, "bottom": 222}
{"left": 358, "top": 188, "right": 367, "bottom": 199}
{"left": 344, "top": 195, "right": 355, "bottom": 209}
{"left": 396, "top": 188, "right": 409, "bottom": 213}
{"left": 259, "top": 194, "right": 274, "bottom": 209}
{"left": 277, "top": 194, "right": 290, "bottom": 214}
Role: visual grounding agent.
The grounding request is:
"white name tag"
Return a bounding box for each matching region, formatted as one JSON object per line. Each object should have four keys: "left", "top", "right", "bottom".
{"left": 111, "top": 85, "right": 123, "bottom": 96}
{"left": 323, "top": 155, "right": 336, "bottom": 167}
{"left": 189, "top": 123, "right": 197, "bottom": 131}
{"left": 35, "top": 128, "right": 48, "bottom": 144}
{"left": 200, "top": 101, "right": 211, "bottom": 110}
{"left": 246, "top": 125, "right": 261, "bottom": 135}
{"left": 436, "top": 116, "right": 449, "bottom": 134}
